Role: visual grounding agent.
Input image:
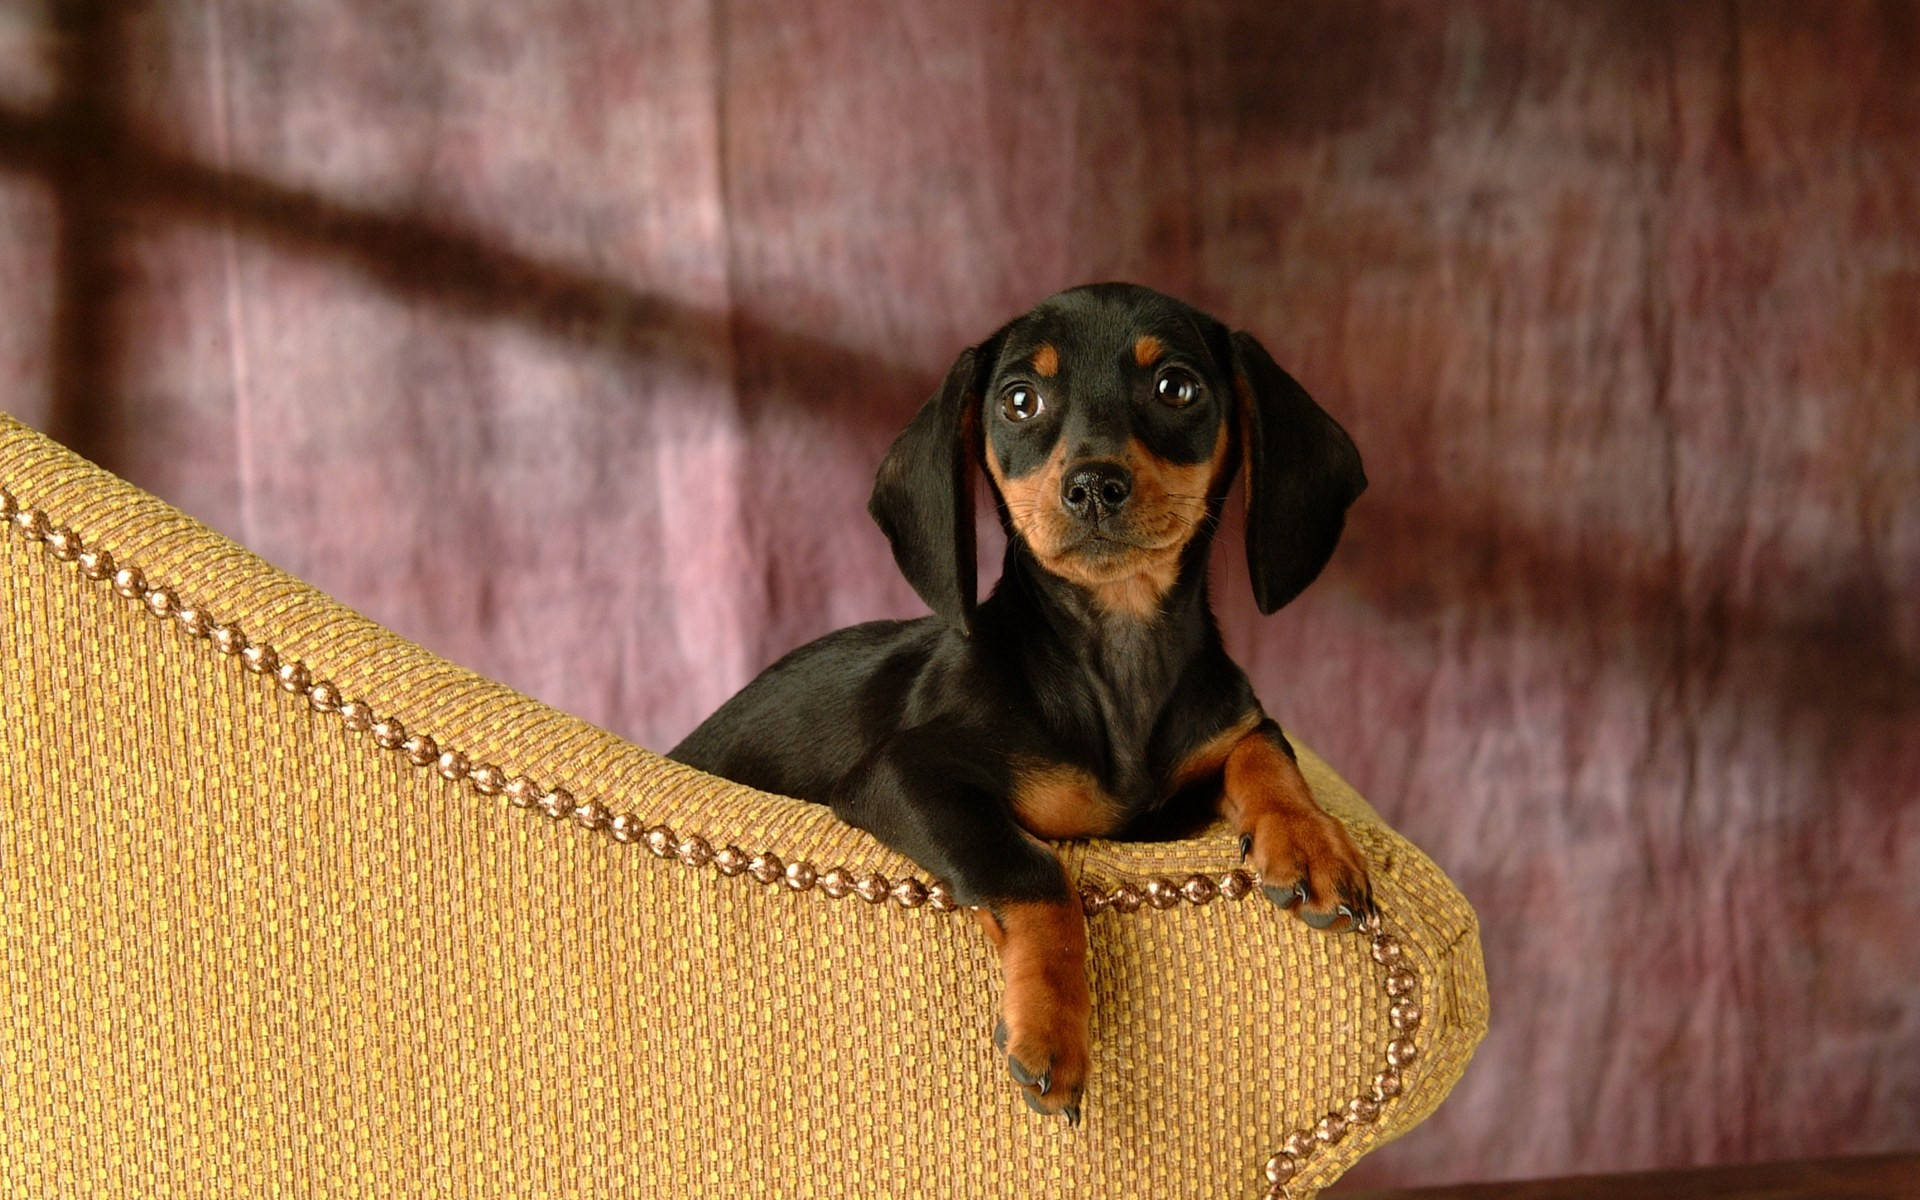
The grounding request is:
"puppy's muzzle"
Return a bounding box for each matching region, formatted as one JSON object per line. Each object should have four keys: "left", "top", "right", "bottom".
{"left": 1061, "top": 461, "right": 1132, "bottom": 524}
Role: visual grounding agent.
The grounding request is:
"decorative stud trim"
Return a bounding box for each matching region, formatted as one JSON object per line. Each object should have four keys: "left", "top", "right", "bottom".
{"left": 2, "top": 482, "right": 1423, "bottom": 1199}
{"left": 0, "top": 483, "right": 1274, "bottom": 919}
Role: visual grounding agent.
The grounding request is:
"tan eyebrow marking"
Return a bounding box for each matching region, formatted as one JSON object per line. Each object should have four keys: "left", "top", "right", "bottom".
{"left": 1133, "top": 335, "right": 1165, "bottom": 368}
{"left": 1031, "top": 343, "right": 1059, "bottom": 377}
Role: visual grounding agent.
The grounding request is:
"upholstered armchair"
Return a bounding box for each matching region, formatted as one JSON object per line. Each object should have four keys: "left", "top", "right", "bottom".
{"left": 0, "top": 414, "right": 1485, "bottom": 1198}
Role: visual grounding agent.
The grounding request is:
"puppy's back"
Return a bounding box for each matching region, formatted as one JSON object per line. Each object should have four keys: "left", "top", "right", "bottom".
{"left": 669, "top": 618, "right": 942, "bottom": 802}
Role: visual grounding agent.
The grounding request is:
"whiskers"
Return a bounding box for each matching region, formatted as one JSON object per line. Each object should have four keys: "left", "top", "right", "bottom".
{"left": 1151, "top": 494, "right": 1222, "bottom": 541}
{"left": 999, "top": 489, "right": 1221, "bottom": 563}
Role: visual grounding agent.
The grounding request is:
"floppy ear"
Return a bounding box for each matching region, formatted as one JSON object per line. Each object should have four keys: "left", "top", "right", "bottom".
{"left": 1231, "top": 330, "right": 1367, "bottom": 615}
{"left": 868, "top": 343, "right": 992, "bottom": 631}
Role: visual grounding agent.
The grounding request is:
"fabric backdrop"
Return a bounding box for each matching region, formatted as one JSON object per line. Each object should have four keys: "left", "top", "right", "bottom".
{"left": 2, "top": 1, "right": 1915, "bottom": 1187}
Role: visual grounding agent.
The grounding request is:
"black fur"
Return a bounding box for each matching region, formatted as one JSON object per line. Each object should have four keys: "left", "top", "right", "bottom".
{"left": 868, "top": 345, "right": 988, "bottom": 631}
{"left": 1233, "top": 331, "right": 1368, "bottom": 613}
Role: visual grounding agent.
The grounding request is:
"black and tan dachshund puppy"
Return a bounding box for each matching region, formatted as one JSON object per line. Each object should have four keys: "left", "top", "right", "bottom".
{"left": 672, "top": 282, "right": 1372, "bottom": 1124}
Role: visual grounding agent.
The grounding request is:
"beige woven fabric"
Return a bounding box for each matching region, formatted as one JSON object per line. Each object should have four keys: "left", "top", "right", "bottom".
{"left": 0, "top": 413, "right": 1485, "bottom": 1198}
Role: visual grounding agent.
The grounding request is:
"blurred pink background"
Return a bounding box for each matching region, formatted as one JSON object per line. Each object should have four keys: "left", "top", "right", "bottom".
{"left": 4, "top": 1, "right": 1916, "bottom": 1187}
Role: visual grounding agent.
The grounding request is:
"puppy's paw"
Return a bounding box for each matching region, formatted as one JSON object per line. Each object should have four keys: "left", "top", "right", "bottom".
{"left": 992, "top": 1005, "right": 1088, "bottom": 1125}
{"left": 977, "top": 899, "right": 1091, "bottom": 1124}
{"left": 1239, "top": 809, "right": 1375, "bottom": 933}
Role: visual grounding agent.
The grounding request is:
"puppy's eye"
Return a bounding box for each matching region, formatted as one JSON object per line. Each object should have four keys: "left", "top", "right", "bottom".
{"left": 1001, "top": 385, "right": 1045, "bottom": 423}
{"left": 1155, "top": 368, "right": 1203, "bottom": 408}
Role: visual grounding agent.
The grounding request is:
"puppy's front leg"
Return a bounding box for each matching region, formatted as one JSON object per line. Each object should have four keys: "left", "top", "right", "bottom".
{"left": 975, "top": 891, "right": 1089, "bottom": 1123}
{"left": 835, "top": 728, "right": 1089, "bottom": 1123}
{"left": 1223, "top": 719, "right": 1376, "bottom": 932}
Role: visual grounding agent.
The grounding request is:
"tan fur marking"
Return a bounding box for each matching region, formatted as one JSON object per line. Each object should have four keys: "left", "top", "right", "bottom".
{"left": 1221, "top": 733, "right": 1318, "bottom": 825}
{"left": 1133, "top": 334, "right": 1165, "bottom": 368}
{"left": 1076, "top": 569, "right": 1176, "bottom": 621}
{"left": 1223, "top": 730, "right": 1372, "bottom": 929}
{"left": 1076, "top": 422, "right": 1229, "bottom": 618}
{"left": 1031, "top": 342, "right": 1059, "bottom": 378}
{"left": 1164, "top": 710, "right": 1264, "bottom": 795}
{"left": 1012, "top": 759, "right": 1123, "bottom": 839}
{"left": 986, "top": 423, "right": 1231, "bottom": 621}
{"left": 978, "top": 897, "right": 1091, "bottom": 1111}
{"left": 985, "top": 437, "right": 1069, "bottom": 552}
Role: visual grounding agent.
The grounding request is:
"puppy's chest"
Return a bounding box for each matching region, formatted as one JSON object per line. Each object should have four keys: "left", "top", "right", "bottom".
{"left": 1003, "top": 632, "right": 1218, "bottom": 840}
{"left": 1009, "top": 758, "right": 1147, "bottom": 840}
{"left": 1006, "top": 707, "right": 1258, "bottom": 840}
{"left": 1006, "top": 744, "right": 1182, "bottom": 837}
{"left": 1006, "top": 673, "right": 1187, "bottom": 840}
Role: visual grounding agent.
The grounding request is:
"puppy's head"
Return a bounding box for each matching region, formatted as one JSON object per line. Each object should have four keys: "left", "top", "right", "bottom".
{"left": 870, "top": 283, "right": 1365, "bottom": 628}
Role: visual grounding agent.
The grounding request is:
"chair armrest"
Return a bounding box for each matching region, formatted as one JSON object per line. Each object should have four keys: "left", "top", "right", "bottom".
{"left": 0, "top": 412, "right": 1486, "bottom": 1198}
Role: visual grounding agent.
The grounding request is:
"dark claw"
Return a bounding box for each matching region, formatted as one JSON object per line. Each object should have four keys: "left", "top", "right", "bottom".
{"left": 993, "top": 1019, "right": 1008, "bottom": 1053}
{"left": 1263, "top": 881, "right": 1304, "bottom": 910}
{"left": 1063, "top": 1104, "right": 1081, "bottom": 1127}
{"left": 1007, "top": 1055, "right": 1049, "bottom": 1094}
{"left": 1238, "top": 833, "right": 1253, "bottom": 862}
{"left": 1345, "top": 888, "right": 1379, "bottom": 932}
{"left": 1023, "top": 1092, "right": 1048, "bottom": 1116}
{"left": 1343, "top": 902, "right": 1376, "bottom": 933}
{"left": 1299, "top": 905, "right": 1340, "bottom": 929}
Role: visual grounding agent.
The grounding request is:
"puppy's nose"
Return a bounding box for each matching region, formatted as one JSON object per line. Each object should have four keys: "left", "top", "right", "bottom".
{"left": 1061, "top": 462, "right": 1133, "bottom": 521}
